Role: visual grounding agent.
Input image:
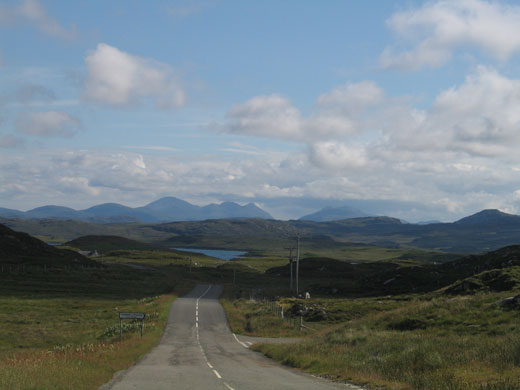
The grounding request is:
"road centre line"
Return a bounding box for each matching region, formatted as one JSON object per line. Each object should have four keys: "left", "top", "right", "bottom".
{"left": 223, "top": 382, "right": 236, "bottom": 390}
{"left": 194, "top": 285, "right": 237, "bottom": 389}
{"left": 197, "top": 285, "right": 212, "bottom": 303}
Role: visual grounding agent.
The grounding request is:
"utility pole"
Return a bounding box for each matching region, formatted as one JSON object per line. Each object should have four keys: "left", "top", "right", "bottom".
{"left": 285, "top": 247, "right": 295, "bottom": 291}
{"left": 296, "top": 234, "right": 300, "bottom": 297}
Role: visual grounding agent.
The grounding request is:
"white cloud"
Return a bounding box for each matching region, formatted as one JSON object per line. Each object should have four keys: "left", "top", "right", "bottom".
{"left": 58, "top": 176, "right": 100, "bottom": 196}
{"left": 124, "top": 145, "right": 179, "bottom": 152}
{"left": 226, "top": 68, "right": 520, "bottom": 169}
{"left": 381, "top": 0, "right": 520, "bottom": 70}
{"left": 0, "top": 0, "right": 76, "bottom": 40}
{"left": 225, "top": 81, "right": 383, "bottom": 142}
{"left": 317, "top": 81, "right": 384, "bottom": 111}
{"left": 15, "top": 111, "right": 80, "bottom": 137}
{"left": 391, "top": 67, "right": 520, "bottom": 157}
{"left": 1, "top": 142, "right": 520, "bottom": 222}
{"left": 84, "top": 43, "right": 186, "bottom": 108}
{"left": 209, "top": 65, "right": 520, "bottom": 220}
{"left": 226, "top": 94, "right": 302, "bottom": 140}
{"left": 434, "top": 67, "right": 520, "bottom": 145}
{"left": 309, "top": 142, "right": 369, "bottom": 171}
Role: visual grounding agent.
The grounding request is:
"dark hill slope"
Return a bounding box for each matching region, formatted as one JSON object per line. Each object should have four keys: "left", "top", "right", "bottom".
{"left": 0, "top": 223, "right": 92, "bottom": 266}
{"left": 65, "top": 235, "right": 156, "bottom": 253}
{"left": 153, "top": 218, "right": 299, "bottom": 237}
{"left": 266, "top": 245, "right": 520, "bottom": 297}
{"left": 441, "top": 245, "right": 520, "bottom": 278}
{"left": 454, "top": 209, "right": 520, "bottom": 227}
{"left": 0, "top": 217, "right": 171, "bottom": 243}
{"left": 294, "top": 211, "right": 520, "bottom": 253}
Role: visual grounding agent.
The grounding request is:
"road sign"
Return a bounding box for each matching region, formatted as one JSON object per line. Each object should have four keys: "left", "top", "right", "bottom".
{"left": 119, "top": 312, "right": 146, "bottom": 341}
{"left": 119, "top": 312, "right": 146, "bottom": 320}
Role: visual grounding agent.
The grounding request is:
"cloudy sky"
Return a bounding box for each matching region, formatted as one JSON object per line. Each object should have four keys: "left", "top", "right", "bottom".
{"left": 2, "top": 0, "right": 520, "bottom": 221}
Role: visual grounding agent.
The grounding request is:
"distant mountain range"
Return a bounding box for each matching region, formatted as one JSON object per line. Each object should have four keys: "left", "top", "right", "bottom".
{"left": 2, "top": 204, "right": 520, "bottom": 254}
{"left": 0, "top": 197, "right": 273, "bottom": 223}
{"left": 299, "top": 206, "right": 371, "bottom": 222}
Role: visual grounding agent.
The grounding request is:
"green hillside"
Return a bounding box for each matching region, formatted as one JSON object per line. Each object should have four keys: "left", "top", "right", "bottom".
{"left": 64, "top": 235, "right": 157, "bottom": 253}
{"left": 0, "top": 223, "right": 92, "bottom": 267}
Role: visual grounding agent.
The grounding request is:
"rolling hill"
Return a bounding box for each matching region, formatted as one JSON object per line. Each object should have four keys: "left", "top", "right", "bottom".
{"left": 2, "top": 209, "right": 520, "bottom": 254}
{"left": 0, "top": 223, "right": 93, "bottom": 266}
{"left": 64, "top": 235, "right": 157, "bottom": 253}
{"left": 265, "top": 244, "right": 520, "bottom": 296}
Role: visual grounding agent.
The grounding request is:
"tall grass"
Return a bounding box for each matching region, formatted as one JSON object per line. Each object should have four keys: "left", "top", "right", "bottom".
{"left": 256, "top": 329, "right": 520, "bottom": 389}
{"left": 223, "top": 291, "right": 520, "bottom": 390}
{"left": 221, "top": 298, "right": 307, "bottom": 337}
{"left": 0, "top": 294, "right": 174, "bottom": 390}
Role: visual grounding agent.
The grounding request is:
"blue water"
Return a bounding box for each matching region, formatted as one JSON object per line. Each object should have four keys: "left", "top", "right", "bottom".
{"left": 173, "top": 248, "right": 247, "bottom": 261}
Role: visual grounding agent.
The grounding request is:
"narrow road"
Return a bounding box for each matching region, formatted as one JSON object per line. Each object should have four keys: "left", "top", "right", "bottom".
{"left": 101, "top": 284, "right": 361, "bottom": 390}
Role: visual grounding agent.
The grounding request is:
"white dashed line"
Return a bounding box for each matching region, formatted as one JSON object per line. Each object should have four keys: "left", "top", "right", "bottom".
{"left": 223, "top": 381, "right": 236, "bottom": 390}
{"left": 195, "top": 285, "right": 236, "bottom": 388}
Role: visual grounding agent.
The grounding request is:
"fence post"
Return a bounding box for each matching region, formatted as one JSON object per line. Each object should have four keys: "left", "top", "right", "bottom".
{"left": 300, "top": 316, "right": 303, "bottom": 332}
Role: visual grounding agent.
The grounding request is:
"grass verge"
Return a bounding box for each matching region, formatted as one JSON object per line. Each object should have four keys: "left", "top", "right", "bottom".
{"left": 221, "top": 298, "right": 309, "bottom": 338}
{"left": 0, "top": 294, "right": 174, "bottom": 390}
{"left": 220, "top": 280, "right": 520, "bottom": 390}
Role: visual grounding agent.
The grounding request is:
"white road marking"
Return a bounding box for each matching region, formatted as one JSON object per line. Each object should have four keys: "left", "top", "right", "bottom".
{"left": 246, "top": 341, "right": 253, "bottom": 346}
{"left": 223, "top": 382, "right": 236, "bottom": 390}
{"left": 197, "top": 285, "right": 212, "bottom": 302}
{"left": 232, "top": 333, "right": 249, "bottom": 349}
{"left": 195, "top": 285, "right": 237, "bottom": 388}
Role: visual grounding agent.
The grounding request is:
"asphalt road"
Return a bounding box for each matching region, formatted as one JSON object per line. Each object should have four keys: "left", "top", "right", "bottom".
{"left": 101, "top": 284, "right": 362, "bottom": 390}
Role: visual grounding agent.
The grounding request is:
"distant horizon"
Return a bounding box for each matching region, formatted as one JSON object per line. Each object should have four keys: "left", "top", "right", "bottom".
{"left": 1, "top": 194, "right": 512, "bottom": 224}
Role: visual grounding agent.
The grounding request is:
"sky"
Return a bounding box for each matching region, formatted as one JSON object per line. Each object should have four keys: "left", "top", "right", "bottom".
{"left": 2, "top": 0, "right": 520, "bottom": 222}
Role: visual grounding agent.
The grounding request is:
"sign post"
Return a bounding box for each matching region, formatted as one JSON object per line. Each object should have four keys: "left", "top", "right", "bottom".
{"left": 118, "top": 312, "right": 146, "bottom": 341}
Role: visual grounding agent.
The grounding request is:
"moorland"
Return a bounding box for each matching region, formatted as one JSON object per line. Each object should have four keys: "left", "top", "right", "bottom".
{"left": 2, "top": 208, "right": 520, "bottom": 389}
